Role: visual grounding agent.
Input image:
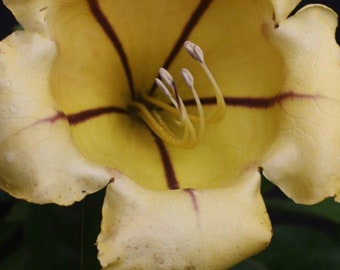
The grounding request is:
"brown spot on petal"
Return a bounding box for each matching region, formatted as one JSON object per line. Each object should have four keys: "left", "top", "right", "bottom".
{"left": 153, "top": 253, "right": 164, "bottom": 265}
{"left": 258, "top": 166, "right": 264, "bottom": 174}
{"left": 39, "top": 7, "right": 48, "bottom": 12}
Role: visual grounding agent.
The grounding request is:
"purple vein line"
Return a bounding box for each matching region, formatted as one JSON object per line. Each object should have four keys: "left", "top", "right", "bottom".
{"left": 87, "top": 0, "right": 135, "bottom": 100}
{"left": 184, "top": 188, "right": 199, "bottom": 212}
{"left": 150, "top": 130, "right": 179, "bottom": 190}
{"left": 183, "top": 91, "right": 318, "bottom": 108}
{"left": 67, "top": 106, "right": 128, "bottom": 125}
{"left": 55, "top": 92, "right": 317, "bottom": 126}
{"left": 149, "top": 0, "right": 214, "bottom": 95}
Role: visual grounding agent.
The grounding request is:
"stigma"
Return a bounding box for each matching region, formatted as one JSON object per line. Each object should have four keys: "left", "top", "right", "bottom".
{"left": 130, "top": 41, "right": 226, "bottom": 148}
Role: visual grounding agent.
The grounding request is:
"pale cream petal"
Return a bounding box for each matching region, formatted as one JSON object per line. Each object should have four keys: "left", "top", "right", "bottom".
{"left": 97, "top": 172, "right": 271, "bottom": 270}
{"left": 271, "top": 0, "right": 301, "bottom": 23}
{"left": 0, "top": 31, "right": 112, "bottom": 205}
{"left": 262, "top": 5, "right": 340, "bottom": 203}
{"left": 4, "top": 0, "right": 50, "bottom": 36}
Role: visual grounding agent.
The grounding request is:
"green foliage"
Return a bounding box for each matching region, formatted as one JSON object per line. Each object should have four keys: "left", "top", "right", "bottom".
{"left": 0, "top": 190, "right": 105, "bottom": 270}
{"left": 231, "top": 180, "right": 340, "bottom": 270}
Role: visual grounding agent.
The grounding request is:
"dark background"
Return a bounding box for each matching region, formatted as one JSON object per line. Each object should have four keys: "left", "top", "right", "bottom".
{"left": 0, "top": 1, "right": 340, "bottom": 270}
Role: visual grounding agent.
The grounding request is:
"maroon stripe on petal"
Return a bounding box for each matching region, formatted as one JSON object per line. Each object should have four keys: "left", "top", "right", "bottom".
{"left": 150, "top": 131, "right": 179, "bottom": 190}
{"left": 67, "top": 106, "right": 128, "bottom": 125}
{"left": 184, "top": 91, "right": 318, "bottom": 108}
{"left": 33, "top": 111, "right": 67, "bottom": 126}
{"left": 225, "top": 92, "right": 318, "bottom": 108}
{"left": 87, "top": 0, "right": 135, "bottom": 99}
{"left": 184, "top": 188, "right": 199, "bottom": 212}
{"left": 161, "top": 0, "right": 214, "bottom": 70}
{"left": 149, "top": 0, "right": 214, "bottom": 95}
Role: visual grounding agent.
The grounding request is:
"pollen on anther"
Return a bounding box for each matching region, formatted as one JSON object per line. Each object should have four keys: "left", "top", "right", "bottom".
{"left": 155, "top": 78, "right": 172, "bottom": 98}
{"left": 184, "top": 41, "right": 204, "bottom": 63}
{"left": 181, "top": 68, "right": 194, "bottom": 88}
{"left": 159, "top": 67, "right": 174, "bottom": 88}
{"left": 155, "top": 78, "right": 178, "bottom": 108}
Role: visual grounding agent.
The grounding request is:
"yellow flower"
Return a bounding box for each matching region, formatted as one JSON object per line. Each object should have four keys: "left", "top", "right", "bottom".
{"left": 0, "top": 0, "right": 339, "bottom": 269}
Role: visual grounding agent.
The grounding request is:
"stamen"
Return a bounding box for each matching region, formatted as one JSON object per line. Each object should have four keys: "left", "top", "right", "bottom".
{"left": 184, "top": 41, "right": 226, "bottom": 122}
{"left": 159, "top": 67, "right": 174, "bottom": 89}
{"left": 184, "top": 41, "right": 204, "bottom": 63}
{"left": 181, "top": 68, "right": 205, "bottom": 142}
{"left": 155, "top": 78, "right": 178, "bottom": 109}
{"left": 131, "top": 69, "right": 198, "bottom": 148}
{"left": 200, "top": 62, "right": 226, "bottom": 121}
{"left": 158, "top": 72, "right": 197, "bottom": 144}
{"left": 181, "top": 67, "right": 194, "bottom": 88}
{"left": 129, "top": 41, "right": 226, "bottom": 148}
{"left": 129, "top": 101, "right": 177, "bottom": 143}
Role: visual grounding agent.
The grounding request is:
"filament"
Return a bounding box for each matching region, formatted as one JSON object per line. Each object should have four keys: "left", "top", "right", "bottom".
{"left": 130, "top": 41, "right": 225, "bottom": 148}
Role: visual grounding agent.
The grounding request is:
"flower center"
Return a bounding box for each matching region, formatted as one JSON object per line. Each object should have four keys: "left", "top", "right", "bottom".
{"left": 129, "top": 41, "right": 226, "bottom": 148}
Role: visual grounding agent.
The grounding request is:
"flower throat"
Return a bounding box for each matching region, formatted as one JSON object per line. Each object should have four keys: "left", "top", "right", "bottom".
{"left": 129, "top": 41, "right": 226, "bottom": 148}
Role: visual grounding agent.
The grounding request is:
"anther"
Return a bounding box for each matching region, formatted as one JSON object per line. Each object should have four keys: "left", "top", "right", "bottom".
{"left": 184, "top": 41, "right": 204, "bottom": 63}
{"left": 158, "top": 67, "right": 181, "bottom": 110}
{"left": 155, "top": 78, "right": 171, "bottom": 98}
{"left": 155, "top": 78, "right": 178, "bottom": 108}
{"left": 159, "top": 67, "right": 174, "bottom": 88}
{"left": 184, "top": 40, "right": 226, "bottom": 122}
{"left": 181, "top": 68, "right": 194, "bottom": 88}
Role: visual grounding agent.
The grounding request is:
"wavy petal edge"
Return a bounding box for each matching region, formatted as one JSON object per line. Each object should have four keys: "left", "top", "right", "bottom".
{"left": 97, "top": 171, "right": 272, "bottom": 270}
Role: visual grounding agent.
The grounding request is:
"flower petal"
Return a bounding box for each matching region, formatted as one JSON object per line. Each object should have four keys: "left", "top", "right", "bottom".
{"left": 43, "top": 0, "right": 283, "bottom": 190}
{"left": 0, "top": 29, "right": 111, "bottom": 205}
{"left": 271, "top": 0, "right": 301, "bottom": 23}
{"left": 3, "top": 0, "right": 50, "bottom": 36}
{"left": 97, "top": 171, "right": 271, "bottom": 269}
{"left": 262, "top": 5, "right": 340, "bottom": 203}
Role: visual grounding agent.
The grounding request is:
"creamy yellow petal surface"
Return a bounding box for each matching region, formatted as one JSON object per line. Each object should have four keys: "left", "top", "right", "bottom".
{"left": 0, "top": 1, "right": 112, "bottom": 204}
{"left": 263, "top": 4, "right": 340, "bottom": 203}
{"left": 41, "top": 0, "right": 340, "bottom": 202}
{"left": 271, "top": 0, "right": 301, "bottom": 23}
{"left": 44, "top": 0, "right": 282, "bottom": 191}
{"left": 98, "top": 172, "right": 271, "bottom": 270}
